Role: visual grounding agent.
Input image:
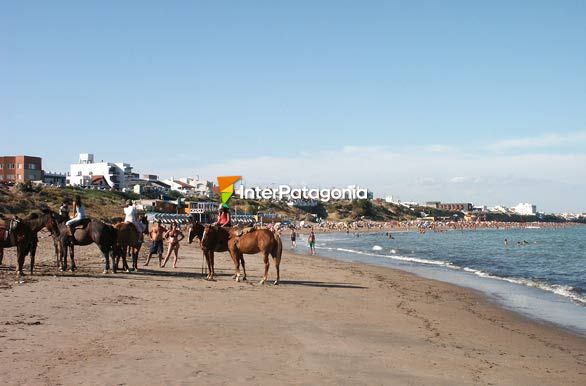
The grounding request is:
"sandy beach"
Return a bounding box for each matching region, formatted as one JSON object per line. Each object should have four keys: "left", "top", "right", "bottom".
{"left": 0, "top": 231, "right": 585, "bottom": 386}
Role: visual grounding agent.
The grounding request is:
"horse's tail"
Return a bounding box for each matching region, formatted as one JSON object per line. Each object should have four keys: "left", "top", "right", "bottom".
{"left": 272, "top": 233, "right": 283, "bottom": 263}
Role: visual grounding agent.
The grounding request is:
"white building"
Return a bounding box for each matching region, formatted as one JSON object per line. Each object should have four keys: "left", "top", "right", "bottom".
{"left": 162, "top": 177, "right": 213, "bottom": 197}
{"left": 512, "top": 203, "right": 537, "bottom": 216}
{"left": 68, "top": 153, "right": 134, "bottom": 190}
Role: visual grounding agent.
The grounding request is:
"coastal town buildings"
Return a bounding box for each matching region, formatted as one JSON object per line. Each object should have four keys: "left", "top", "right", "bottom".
{"left": 163, "top": 177, "right": 213, "bottom": 197}
{"left": 512, "top": 203, "right": 537, "bottom": 216}
{"left": 0, "top": 155, "right": 42, "bottom": 183}
{"left": 68, "top": 153, "right": 135, "bottom": 190}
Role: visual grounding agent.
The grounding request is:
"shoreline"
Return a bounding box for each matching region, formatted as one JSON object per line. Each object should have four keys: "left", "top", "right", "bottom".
{"left": 0, "top": 232, "right": 585, "bottom": 384}
{"left": 300, "top": 246, "right": 586, "bottom": 338}
{"left": 295, "top": 228, "right": 586, "bottom": 336}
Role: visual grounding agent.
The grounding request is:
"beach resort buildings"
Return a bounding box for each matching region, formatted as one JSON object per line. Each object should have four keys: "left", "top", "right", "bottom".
{"left": 0, "top": 155, "right": 42, "bottom": 183}
{"left": 163, "top": 177, "right": 214, "bottom": 197}
{"left": 68, "top": 153, "right": 135, "bottom": 190}
{"left": 512, "top": 203, "right": 537, "bottom": 216}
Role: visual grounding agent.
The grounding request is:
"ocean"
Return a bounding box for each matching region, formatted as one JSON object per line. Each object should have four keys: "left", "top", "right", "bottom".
{"left": 300, "top": 226, "right": 586, "bottom": 335}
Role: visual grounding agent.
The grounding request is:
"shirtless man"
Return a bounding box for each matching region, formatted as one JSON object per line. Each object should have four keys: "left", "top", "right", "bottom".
{"left": 144, "top": 220, "right": 166, "bottom": 267}
{"left": 161, "top": 222, "right": 184, "bottom": 269}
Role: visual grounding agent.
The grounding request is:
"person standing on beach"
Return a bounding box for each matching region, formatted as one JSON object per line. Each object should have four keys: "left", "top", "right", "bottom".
{"left": 290, "top": 228, "right": 297, "bottom": 248}
{"left": 145, "top": 220, "right": 166, "bottom": 267}
{"left": 161, "top": 222, "right": 184, "bottom": 268}
{"left": 308, "top": 228, "right": 316, "bottom": 255}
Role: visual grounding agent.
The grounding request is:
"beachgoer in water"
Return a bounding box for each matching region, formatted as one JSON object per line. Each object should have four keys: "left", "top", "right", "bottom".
{"left": 308, "top": 228, "right": 316, "bottom": 255}
{"left": 290, "top": 228, "right": 297, "bottom": 248}
{"left": 161, "top": 222, "right": 184, "bottom": 268}
{"left": 504, "top": 238, "right": 508, "bottom": 246}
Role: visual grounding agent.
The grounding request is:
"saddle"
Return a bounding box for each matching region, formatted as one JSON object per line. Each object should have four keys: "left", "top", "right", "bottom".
{"left": 75, "top": 218, "right": 92, "bottom": 229}
{"left": 232, "top": 226, "right": 256, "bottom": 238}
{"left": 0, "top": 218, "right": 20, "bottom": 243}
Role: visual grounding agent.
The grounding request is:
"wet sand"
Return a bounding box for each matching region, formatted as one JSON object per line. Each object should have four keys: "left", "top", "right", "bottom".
{"left": 0, "top": 231, "right": 585, "bottom": 385}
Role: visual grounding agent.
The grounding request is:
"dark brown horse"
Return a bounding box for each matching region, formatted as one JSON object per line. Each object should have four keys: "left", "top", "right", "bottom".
{"left": 201, "top": 225, "right": 283, "bottom": 285}
{"left": 188, "top": 221, "right": 246, "bottom": 281}
{"left": 43, "top": 210, "right": 117, "bottom": 273}
{"left": 112, "top": 218, "right": 148, "bottom": 273}
{"left": 0, "top": 216, "right": 34, "bottom": 277}
{"left": 0, "top": 210, "right": 55, "bottom": 276}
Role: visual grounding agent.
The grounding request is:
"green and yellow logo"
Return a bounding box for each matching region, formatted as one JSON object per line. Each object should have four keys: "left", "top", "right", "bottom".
{"left": 217, "top": 176, "right": 241, "bottom": 207}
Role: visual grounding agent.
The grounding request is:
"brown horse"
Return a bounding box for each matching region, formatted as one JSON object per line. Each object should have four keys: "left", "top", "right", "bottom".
{"left": 201, "top": 225, "right": 283, "bottom": 285}
{"left": 112, "top": 218, "right": 148, "bottom": 273}
{"left": 0, "top": 216, "right": 34, "bottom": 277}
{"left": 43, "top": 210, "right": 118, "bottom": 273}
{"left": 188, "top": 222, "right": 246, "bottom": 281}
{"left": 0, "top": 210, "right": 56, "bottom": 276}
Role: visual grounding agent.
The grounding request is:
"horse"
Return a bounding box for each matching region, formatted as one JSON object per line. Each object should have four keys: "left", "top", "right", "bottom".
{"left": 0, "top": 216, "right": 34, "bottom": 277}
{"left": 0, "top": 210, "right": 55, "bottom": 276}
{"left": 187, "top": 221, "right": 246, "bottom": 281}
{"left": 43, "top": 210, "right": 118, "bottom": 273}
{"left": 201, "top": 225, "right": 283, "bottom": 285}
{"left": 111, "top": 217, "right": 149, "bottom": 273}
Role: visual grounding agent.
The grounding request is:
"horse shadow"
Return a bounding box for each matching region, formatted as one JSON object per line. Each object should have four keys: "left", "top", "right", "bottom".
{"left": 279, "top": 280, "right": 367, "bottom": 289}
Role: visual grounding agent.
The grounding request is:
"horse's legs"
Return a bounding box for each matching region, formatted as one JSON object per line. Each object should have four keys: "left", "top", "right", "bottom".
{"left": 259, "top": 252, "right": 270, "bottom": 285}
{"left": 240, "top": 256, "right": 247, "bottom": 281}
{"left": 273, "top": 255, "right": 281, "bottom": 285}
{"left": 121, "top": 247, "right": 130, "bottom": 272}
{"left": 29, "top": 235, "right": 38, "bottom": 275}
{"left": 229, "top": 250, "right": 241, "bottom": 281}
{"left": 16, "top": 245, "right": 25, "bottom": 277}
{"left": 132, "top": 245, "right": 140, "bottom": 271}
{"left": 204, "top": 250, "right": 212, "bottom": 280}
{"left": 53, "top": 238, "right": 61, "bottom": 268}
{"left": 69, "top": 243, "right": 76, "bottom": 272}
{"left": 61, "top": 240, "right": 68, "bottom": 271}
{"left": 210, "top": 251, "right": 215, "bottom": 280}
{"left": 0, "top": 247, "right": 3, "bottom": 265}
{"left": 102, "top": 246, "right": 111, "bottom": 274}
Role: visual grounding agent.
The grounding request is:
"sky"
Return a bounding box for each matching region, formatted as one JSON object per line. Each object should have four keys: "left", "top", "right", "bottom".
{"left": 1, "top": 1, "right": 585, "bottom": 212}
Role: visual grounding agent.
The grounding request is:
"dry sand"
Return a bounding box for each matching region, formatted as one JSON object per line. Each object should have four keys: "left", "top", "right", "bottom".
{"left": 0, "top": 230, "right": 585, "bottom": 385}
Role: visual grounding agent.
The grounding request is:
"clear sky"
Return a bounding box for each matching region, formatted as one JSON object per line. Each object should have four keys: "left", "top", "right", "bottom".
{"left": 1, "top": 1, "right": 585, "bottom": 212}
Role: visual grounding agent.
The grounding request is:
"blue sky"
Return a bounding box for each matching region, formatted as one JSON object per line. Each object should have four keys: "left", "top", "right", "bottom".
{"left": 1, "top": 1, "right": 585, "bottom": 212}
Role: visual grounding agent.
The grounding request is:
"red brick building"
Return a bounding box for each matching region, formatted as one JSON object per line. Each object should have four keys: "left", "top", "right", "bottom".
{"left": 0, "top": 155, "right": 42, "bottom": 183}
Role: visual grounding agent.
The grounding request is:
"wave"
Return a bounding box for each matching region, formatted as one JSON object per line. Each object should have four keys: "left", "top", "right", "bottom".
{"left": 315, "top": 245, "right": 586, "bottom": 305}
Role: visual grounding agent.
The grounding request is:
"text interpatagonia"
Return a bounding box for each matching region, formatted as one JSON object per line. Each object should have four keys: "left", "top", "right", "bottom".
{"left": 235, "top": 184, "right": 368, "bottom": 202}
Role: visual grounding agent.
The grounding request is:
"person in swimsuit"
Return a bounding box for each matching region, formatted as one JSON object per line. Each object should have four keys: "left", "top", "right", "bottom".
{"left": 145, "top": 220, "right": 166, "bottom": 267}
{"left": 161, "top": 222, "right": 184, "bottom": 268}
{"left": 290, "top": 228, "right": 297, "bottom": 248}
{"left": 308, "top": 228, "right": 316, "bottom": 255}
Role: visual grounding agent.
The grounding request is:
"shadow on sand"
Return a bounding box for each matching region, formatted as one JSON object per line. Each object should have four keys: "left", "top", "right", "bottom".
{"left": 280, "top": 280, "right": 367, "bottom": 289}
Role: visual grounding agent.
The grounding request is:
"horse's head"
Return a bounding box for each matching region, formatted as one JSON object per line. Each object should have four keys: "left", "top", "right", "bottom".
{"left": 201, "top": 224, "right": 213, "bottom": 248}
{"left": 188, "top": 221, "right": 203, "bottom": 244}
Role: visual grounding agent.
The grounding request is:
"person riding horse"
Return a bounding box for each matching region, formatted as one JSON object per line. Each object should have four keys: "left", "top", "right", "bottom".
{"left": 215, "top": 204, "right": 231, "bottom": 227}
{"left": 65, "top": 195, "right": 87, "bottom": 238}
{"left": 124, "top": 200, "right": 144, "bottom": 242}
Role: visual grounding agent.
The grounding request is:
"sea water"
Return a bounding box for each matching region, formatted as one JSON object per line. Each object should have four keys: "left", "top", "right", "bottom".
{"left": 301, "top": 226, "right": 586, "bottom": 335}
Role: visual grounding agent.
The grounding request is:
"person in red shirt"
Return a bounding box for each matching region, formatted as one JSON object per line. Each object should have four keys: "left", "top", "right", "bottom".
{"left": 216, "top": 205, "right": 232, "bottom": 227}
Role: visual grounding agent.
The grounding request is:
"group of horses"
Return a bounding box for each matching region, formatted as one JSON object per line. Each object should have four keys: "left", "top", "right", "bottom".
{"left": 0, "top": 208, "right": 283, "bottom": 285}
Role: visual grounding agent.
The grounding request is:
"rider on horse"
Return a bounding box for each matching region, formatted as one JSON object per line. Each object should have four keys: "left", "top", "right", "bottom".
{"left": 215, "top": 204, "right": 232, "bottom": 227}
{"left": 124, "top": 200, "right": 145, "bottom": 242}
{"left": 65, "top": 195, "right": 87, "bottom": 238}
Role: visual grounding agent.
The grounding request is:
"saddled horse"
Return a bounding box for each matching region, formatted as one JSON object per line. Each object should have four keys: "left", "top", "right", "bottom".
{"left": 187, "top": 221, "right": 246, "bottom": 281}
{"left": 43, "top": 210, "right": 117, "bottom": 273}
{"left": 0, "top": 216, "right": 34, "bottom": 277}
{"left": 201, "top": 225, "right": 283, "bottom": 285}
{"left": 0, "top": 210, "right": 55, "bottom": 276}
{"left": 111, "top": 217, "right": 148, "bottom": 273}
